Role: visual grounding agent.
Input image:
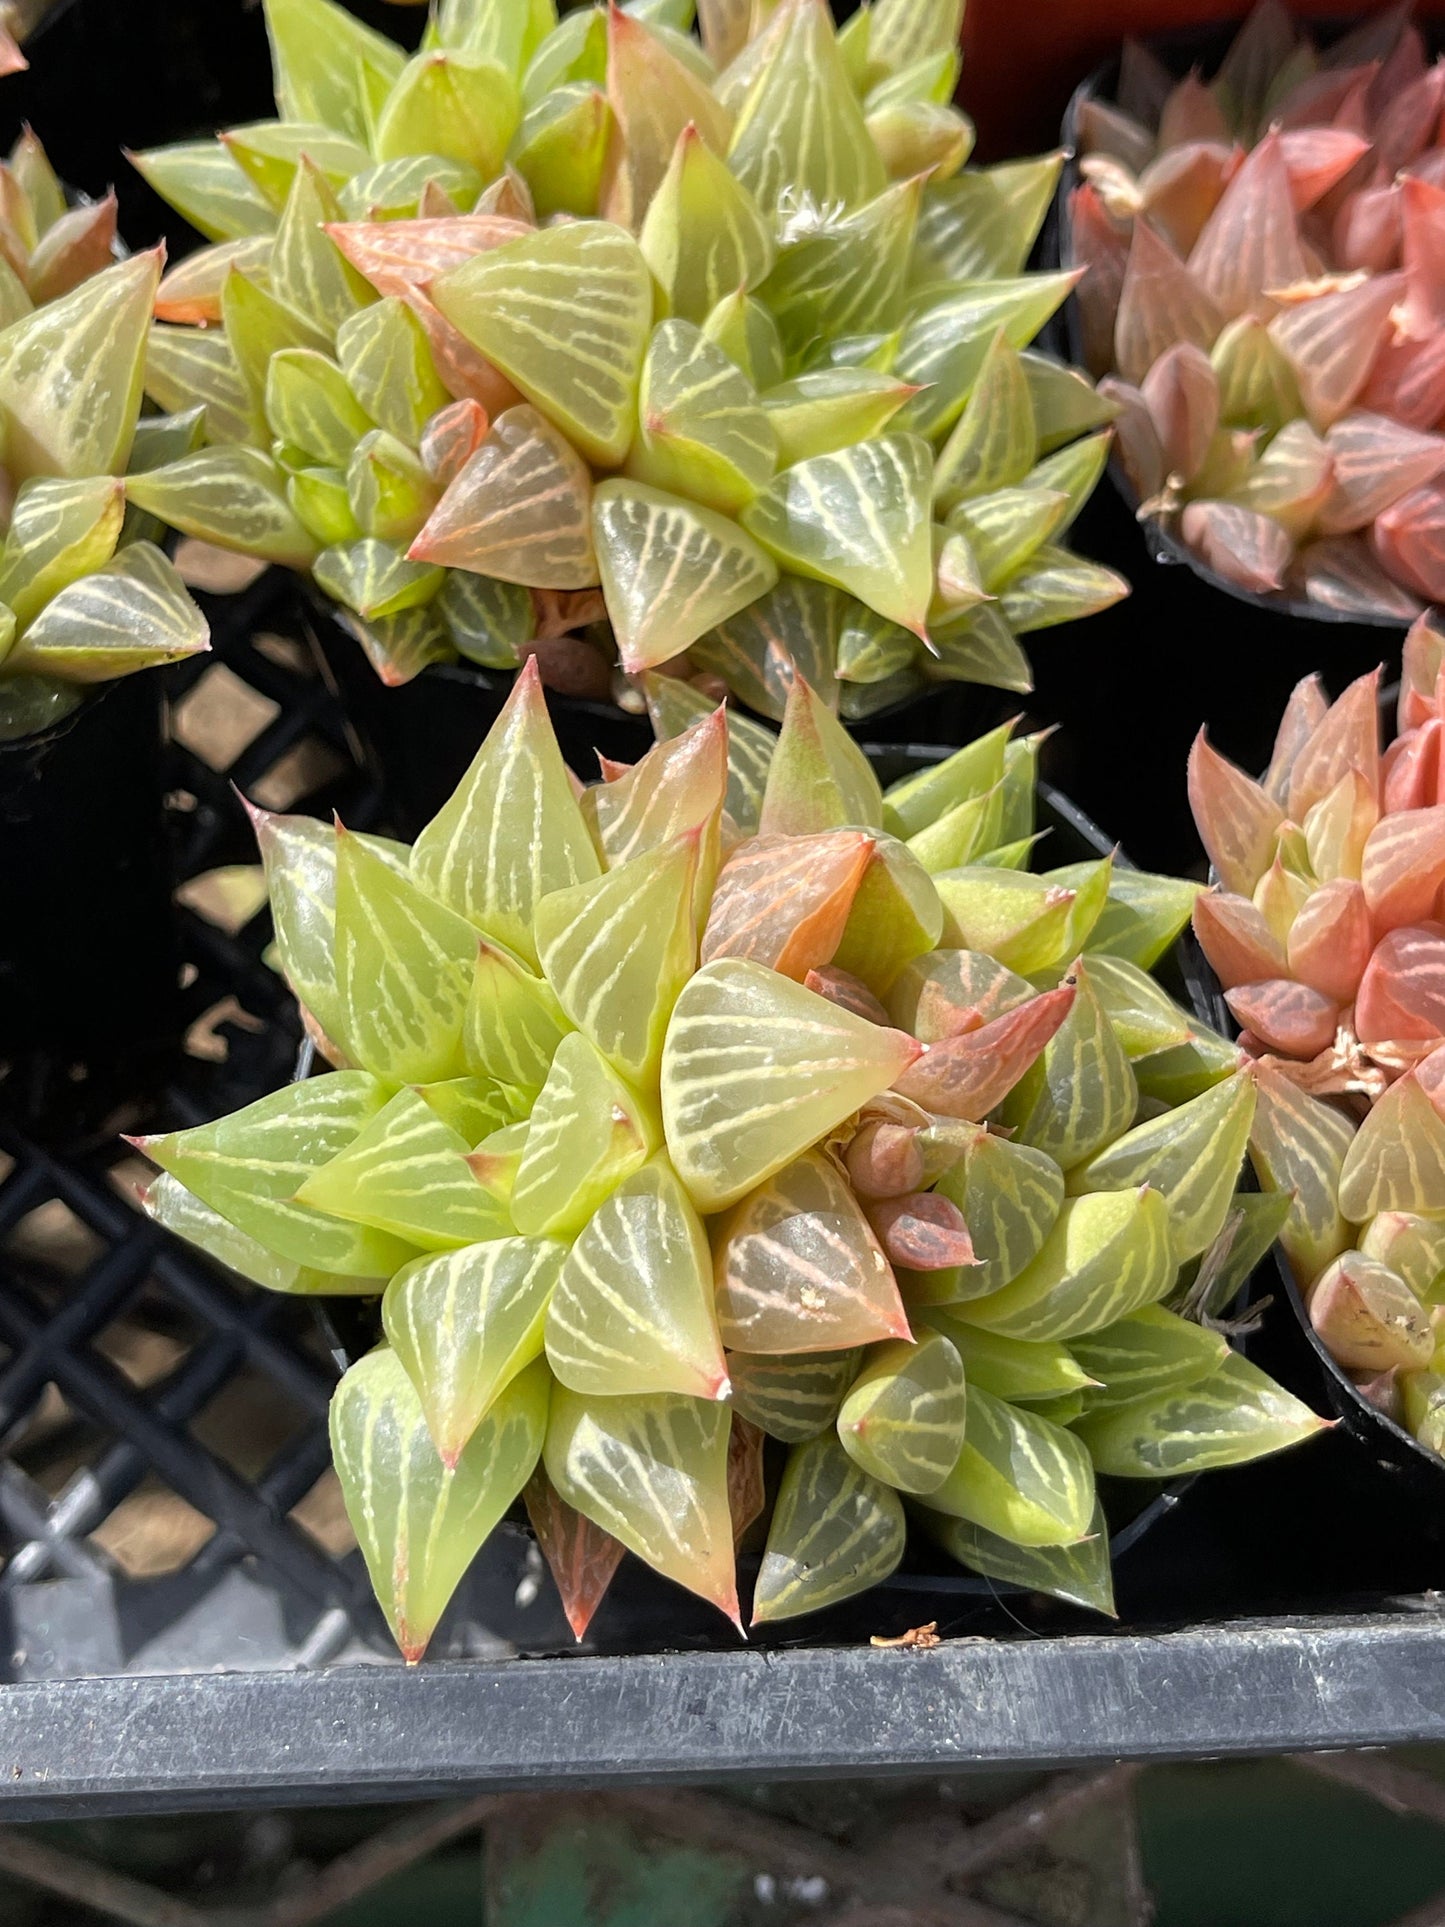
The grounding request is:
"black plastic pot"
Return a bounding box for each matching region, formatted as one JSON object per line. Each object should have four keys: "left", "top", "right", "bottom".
{"left": 0, "top": 676, "right": 181, "bottom": 1143}
{"left": 1180, "top": 934, "right": 1445, "bottom": 1500}
{"left": 1036, "top": 33, "right": 1412, "bottom": 875}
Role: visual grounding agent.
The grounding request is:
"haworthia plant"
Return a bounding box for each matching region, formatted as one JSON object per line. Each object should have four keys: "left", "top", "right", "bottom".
{"left": 129, "top": 0, "right": 1123, "bottom": 722}
{"left": 0, "top": 134, "right": 210, "bottom": 738}
{"left": 140, "top": 668, "right": 1321, "bottom": 1656}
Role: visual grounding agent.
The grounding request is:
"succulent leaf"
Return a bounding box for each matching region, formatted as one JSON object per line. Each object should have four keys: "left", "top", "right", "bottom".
{"left": 752, "top": 1431, "right": 905, "bottom": 1621}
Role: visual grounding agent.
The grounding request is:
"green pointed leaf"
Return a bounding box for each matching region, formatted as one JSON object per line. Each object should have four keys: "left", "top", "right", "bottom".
{"left": 1361, "top": 1211, "right": 1445, "bottom": 1304}
{"left": 933, "top": 867, "right": 1076, "bottom": 975}
{"left": 996, "top": 962, "right": 1137, "bottom": 1167}
{"left": 924, "top": 1132, "right": 1065, "bottom": 1305}
{"left": 144, "top": 1171, "right": 380, "bottom": 1297}
{"left": 512, "top": 1032, "right": 659, "bottom": 1239}
{"left": 1079, "top": 954, "right": 1193, "bottom": 1059}
{"left": 346, "top": 432, "right": 438, "bottom": 545}
{"left": 642, "top": 671, "right": 776, "bottom": 833}
{"left": 138, "top": 1072, "right": 417, "bottom": 1277}
{"left": 640, "top": 125, "right": 774, "bottom": 323}
{"left": 523, "top": 8, "right": 608, "bottom": 102}
{"left": 1339, "top": 1073, "right": 1445, "bottom": 1222}
{"left": 752, "top": 1431, "right": 904, "bottom": 1622}
{"left": 249, "top": 808, "right": 391, "bottom": 1048}
{"left": 222, "top": 267, "right": 332, "bottom": 406}
{"left": 912, "top": 158, "right": 1065, "bottom": 289}
{"left": 929, "top": 603, "right": 1031, "bottom": 694}
{"left": 662, "top": 958, "right": 920, "bottom": 1211}
{"left": 383, "top": 1237, "right": 565, "bottom": 1464}
{"left": 271, "top": 155, "right": 375, "bottom": 334}
{"left": 902, "top": 784, "right": 1006, "bottom": 874}
{"left": 418, "top": 1075, "right": 521, "bottom": 1143}
{"left": 0, "top": 250, "right": 159, "bottom": 481}
{"left": 535, "top": 834, "right": 698, "bottom": 1092}
{"left": 701, "top": 287, "right": 786, "bottom": 391}
{"left": 896, "top": 272, "right": 1080, "bottom": 440}
{"left": 587, "top": 709, "right": 727, "bottom": 888}
{"left": 434, "top": 220, "right": 652, "bottom": 466}
{"left": 762, "top": 176, "right": 922, "bottom": 357}
{"left": 343, "top": 602, "right": 452, "bottom": 684}
{"left": 728, "top": 1345, "right": 861, "bottom": 1442}
{"left": 0, "top": 475, "right": 124, "bottom": 630}
{"left": 127, "top": 446, "right": 318, "bottom": 568}
{"left": 4, "top": 540, "right": 207, "bottom": 684}
{"left": 954, "top": 1187, "right": 1176, "bottom": 1343}
{"left": 1027, "top": 431, "right": 1112, "bottom": 534}
{"left": 626, "top": 319, "right": 777, "bottom": 516}
{"left": 340, "top": 156, "right": 484, "bottom": 222}
{"left": 296, "top": 1086, "right": 510, "bottom": 1251}
{"left": 264, "top": 348, "right": 376, "bottom": 467}
{"left": 922, "top": 1499, "right": 1114, "bottom": 1615}
{"left": 223, "top": 120, "right": 371, "bottom": 211}
{"left": 1249, "top": 1062, "right": 1358, "bottom": 1285}
{"left": 836, "top": 603, "right": 917, "bottom": 688}
{"left": 742, "top": 434, "right": 933, "bottom": 638}
{"left": 759, "top": 670, "right": 884, "bottom": 835}
{"left": 594, "top": 479, "right": 779, "bottom": 674}
{"left": 130, "top": 141, "right": 276, "bottom": 243}
{"left": 332, "top": 1348, "right": 547, "bottom": 1661}
{"left": 1071, "top": 1304, "right": 1230, "bottom": 1414}
{"left": 917, "top": 1313, "right": 1093, "bottom": 1403}
{"left": 690, "top": 573, "right": 845, "bottom": 720}
{"left": 513, "top": 82, "right": 611, "bottom": 219}
{"left": 712, "top": 1145, "right": 911, "bottom": 1351}
{"left": 1023, "top": 352, "right": 1118, "bottom": 454}
{"left": 831, "top": 834, "right": 944, "bottom": 994}
{"left": 438, "top": 0, "right": 556, "bottom": 70}
{"left": 882, "top": 722, "right": 1014, "bottom": 836}
{"left": 335, "top": 297, "right": 449, "bottom": 444}
{"left": 1075, "top": 1351, "right": 1325, "bottom": 1477}
{"left": 945, "top": 485, "right": 1069, "bottom": 591}
{"left": 544, "top": 1385, "right": 739, "bottom": 1622}
{"left": 1071, "top": 865, "right": 1202, "bottom": 970}
{"left": 836, "top": 1329, "right": 965, "bottom": 1495}
{"left": 728, "top": 0, "right": 885, "bottom": 214}
{"left": 463, "top": 936, "right": 572, "bottom": 1092}
{"left": 933, "top": 331, "right": 1038, "bottom": 512}
{"left": 315, "top": 539, "right": 444, "bottom": 620}
{"left": 145, "top": 324, "right": 262, "bottom": 448}
{"left": 411, "top": 660, "right": 601, "bottom": 962}
{"left": 264, "top": 0, "right": 407, "bottom": 141}
{"left": 375, "top": 51, "right": 521, "bottom": 178}
{"left": 928, "top": 1382, "right": 1095, "bottom": 1546}
{"left": 545, "top": 1156, "right": 726, "bottom": 1400}
{"left": 1069, "top": 1071, "right": 1256, "bottom": 1265}
{"left": 438, "top": 569, "right": 531, "bottom": 669}
{"left": 762, "top": 368, "right": 916, "bottom": 469}
{"left": 333, "top": 828, "right": 476, "bottom": 1083}
{"left": 868, "top": 0, "right": 964, "bottom": 72}
{"left": 1000, "top": 544, "right": 1128, "bottom": 635}
{"left": 602, "top": 5, "right": 732, "bottom": 230}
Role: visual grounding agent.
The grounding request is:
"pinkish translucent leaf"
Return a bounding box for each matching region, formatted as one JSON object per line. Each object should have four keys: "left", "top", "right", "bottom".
{"left": 1224, "top": 979, "right": 1340, "bottom": 1057}
{"left": 844, "top": 1118, "right": 925, "bottom": 1198}
{"left": 1098, "top": 376, "right": 1165, "bottom": 503}
{"left": 1119, "top": 36, "right": 1175, "bottom": 127}
{"left": 1287, "top": 876, "right": 1373, "bottom": 1003}
{"left": 1268, "top": 273, "right": 1405, "bottom": 430}
{"left": 1357, "top": 328, "right": 1445, "bottom": 431}
{"left": 524, "top": 1467, "right": 625, "bottom": 1642}
{"left": 1400, "top": 611, "right": 1445, "bottom": 731}
{"left": 1333, "top": 183, "right": 1402, "bottom": 277}
{"left": 1180, "top": 499, "right": 1293, "bottom": 593}
{"left": 1402, "top": 175, "right": 1445, "bottom": 338}
{"left": 1193, "top": 890, "right": 1288, "bottom": 989}
{"left": 1362, "top": 807, "right": 1445, "bottom": 928}
{"left": 1077, "top": 98, "right": 1154, "bottom": 174}
{"left": 1265, "top": 675, "right": 1330, "bottom": 803}
{"left": 804, "top": 967, "right": 892, "bottom": 1025}
{"left": 1374, "top": 60, "right": 1445, "bottom": 177}
{"left": 1278, "top": 130, "right": 1372, "bottom": 211}
{"left": 702, "top": 830, "right": 875, "bottom": 981}
{"left": 1068, "top": 183, "right": 1129, "bottom": 377}
{"left": 1317, "top": 413, "right": 1445, "bottom": 535}
{"left": 1274, "top": 63, "right": 1381, "bottom": 131}
{"left": 1188, "top": 730, "right": 1285, "bottom": 896}
{"left": 1374, "top": 483, "right": 1445, "bottom": 601}
{"left": 712, "top": 1147, "right": 910, "bottom": 1354}
{"left": 1383, "top": 718, "right": 1445, "bottom": 813}
{"left": 1115, "top": 219, "right": 1223, "bottom": 386}
{"left": 1158, "top": 72, "right": 1229, "bottom": 148}
{"left": 1295, "top": 536, "right": 1425, "bottom": 620}
{"left": 866, "top": 1192, "right": 977, "bottom": 1271}
{"left": 419, "top": 397, "right": 488, "bottom": 485}
{"left": 1136, "top": 142, "right": 1239, "bottom": 258}
{"left": 1286, "top": 668, "right": 1380, "bottom": 824}
{"left": 893, "top": 981, "right": 1077, "bottom": 1120}
{"left": 1141, "top": 342, "right": 1218, "bottom": 483}
{"left": 1189, "top": 133, "right": 1306, "bottom": 321}
{"left": 1356, "top": 923, "right": 1445, "bottom": 1045}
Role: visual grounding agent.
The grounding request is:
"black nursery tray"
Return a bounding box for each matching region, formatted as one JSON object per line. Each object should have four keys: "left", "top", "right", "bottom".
{"left": 6, "top": 566, "right": 1445, "bottom": 1820}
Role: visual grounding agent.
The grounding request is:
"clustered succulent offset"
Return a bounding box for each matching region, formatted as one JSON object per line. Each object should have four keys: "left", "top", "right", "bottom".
{"left": 1193, "top": 613, "right": 1445, "bottom": 1459}
{"left": 0, "top": 136, "right": 209, "bottom": 739}
{"left": 137, "top": 668, "right": 1319, "bottom": 1657}
{"left": 1069, "top": 0, "right": 1445, "bottom": 617}
{"left": 122, "top": 0, "right": 1125, "bottom": 722}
